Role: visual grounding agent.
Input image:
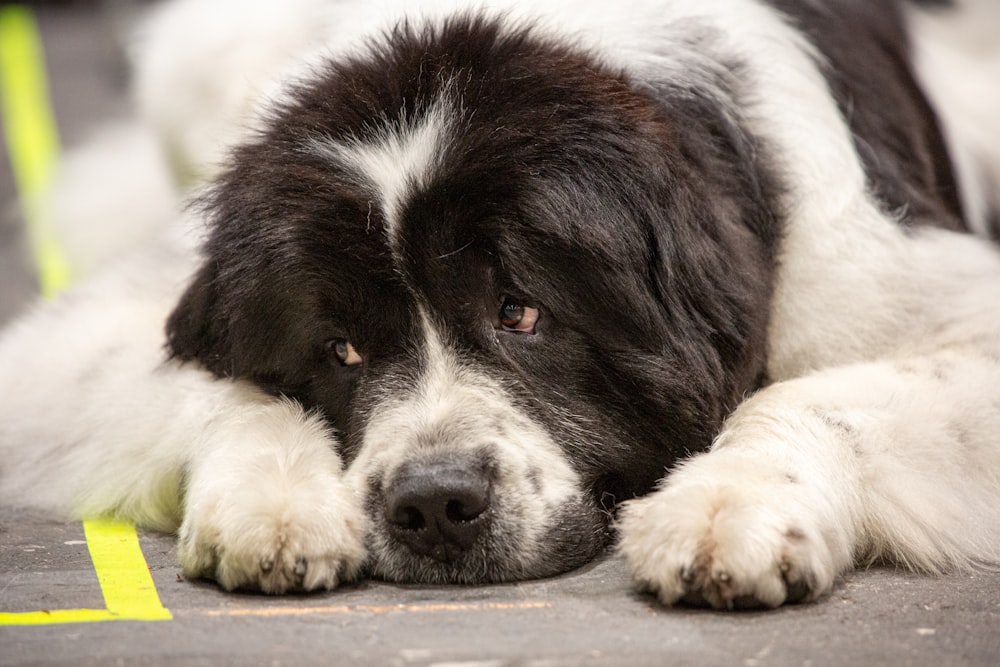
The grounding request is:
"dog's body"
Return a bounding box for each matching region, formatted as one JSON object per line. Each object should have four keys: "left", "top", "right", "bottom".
{"left": 2, "top": 0, "right": 1000, "bottom": 609}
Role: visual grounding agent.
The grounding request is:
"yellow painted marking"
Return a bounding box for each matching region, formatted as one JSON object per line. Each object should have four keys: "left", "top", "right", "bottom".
{"left": 191, "top": 600, "right": 551, "bottom": 618}
{"left": 0, "top": 520, "right": 171, "bottom": 625}
{"left": 0, "top": 9, "right": 550, "bottom": 628}
{"left": 0, "top": 608, "right": 132, "bottom": 626}
{"left": 0, "top": 9, "right": 168, "bottom": 626}
{"left": 82, "top": 519, "right": 172, "bottom": 621}
{"left": 0, "top": 4, "right": 71, "bottom": 297}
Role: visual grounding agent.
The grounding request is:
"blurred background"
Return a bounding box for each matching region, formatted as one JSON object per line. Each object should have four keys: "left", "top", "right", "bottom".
{"left": 0, "top": 0, "right": 152, "bottom": 326}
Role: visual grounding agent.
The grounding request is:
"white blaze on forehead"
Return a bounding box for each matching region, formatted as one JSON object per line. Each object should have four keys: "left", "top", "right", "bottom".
{"left": 307, "top": 97, "right": 455, "bottom": 247}
{"left": 415, "top": 308, "right": 476, "bottom": 424}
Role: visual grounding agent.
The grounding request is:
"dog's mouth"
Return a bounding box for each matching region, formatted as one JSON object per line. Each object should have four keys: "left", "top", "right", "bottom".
{"left": 359, "top": 457, "right": 610, "bottom": 584}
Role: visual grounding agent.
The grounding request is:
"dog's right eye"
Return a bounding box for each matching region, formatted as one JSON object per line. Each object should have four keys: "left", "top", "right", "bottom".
{"left": 326, "top": 338, "right": 363, "bottom": 367}
{"left": 498, "top": 299, "right": 540, "bottom": 334}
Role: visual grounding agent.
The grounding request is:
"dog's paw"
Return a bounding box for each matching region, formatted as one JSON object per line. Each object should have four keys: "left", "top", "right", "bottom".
{"left": 178, "top": 477, "right": 366, "bottom": 593}
{"left": 617, "top": 455, "right": 845, "bottom": 609}
{"left": 177, "top": 402, "right": 367, "bottom": 593}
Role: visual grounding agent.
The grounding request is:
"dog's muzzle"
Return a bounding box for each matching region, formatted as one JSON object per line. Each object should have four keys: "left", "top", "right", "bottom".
{"left": 383, "top": 454, "right": 493, "bottom": 563}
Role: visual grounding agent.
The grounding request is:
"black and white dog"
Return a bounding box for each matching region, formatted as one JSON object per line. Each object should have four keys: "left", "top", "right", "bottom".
{"left": 1, "top": 0, "right": 999, "bottom": 610}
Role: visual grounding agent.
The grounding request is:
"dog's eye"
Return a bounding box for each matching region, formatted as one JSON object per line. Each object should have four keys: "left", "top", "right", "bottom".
{"left": 499, "top": 299, "right": 540, "bottom": 334}
{"left": 326, "top": 338, "right": 363, "bottom": 366}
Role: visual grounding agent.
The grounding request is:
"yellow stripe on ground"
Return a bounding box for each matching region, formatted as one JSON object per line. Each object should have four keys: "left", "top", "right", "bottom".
{"left": 83, "top": 519, "right": 172, "bottom": 621}
{"left": 0, "top": 608, "right": 127, "bottom": 626}
{"left": 0, "top": 7, "right": 169, "bottom": 628}
{"left": 0, "top": 519, "right": 172, "bottom": 625}
{"left": 0, "top": 4, "right": 70, "bottom": 297}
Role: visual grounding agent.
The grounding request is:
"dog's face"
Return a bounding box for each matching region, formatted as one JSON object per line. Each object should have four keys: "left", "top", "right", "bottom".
{"left": 167, "top": 17, "right": 777, "bottom": 583}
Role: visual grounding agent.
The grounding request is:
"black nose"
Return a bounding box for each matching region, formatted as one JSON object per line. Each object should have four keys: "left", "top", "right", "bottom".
{"left": 384, "top": 456, "right": 492, "bottom": 563}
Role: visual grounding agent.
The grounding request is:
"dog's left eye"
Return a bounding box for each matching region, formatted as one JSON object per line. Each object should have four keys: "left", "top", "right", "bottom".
{"left": 326, "top": 338, "right": 363, "bottom": 367}
{"left": 499, "top": 299, "right": 540, "bottom": 334}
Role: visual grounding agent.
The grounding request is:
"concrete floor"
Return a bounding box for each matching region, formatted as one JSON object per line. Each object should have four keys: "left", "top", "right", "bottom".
{"left": 3, "top": 506, "right": 1000, "bottom": 667}
{"left": 1, "top": 4, "right": 1000, "bottom": 666}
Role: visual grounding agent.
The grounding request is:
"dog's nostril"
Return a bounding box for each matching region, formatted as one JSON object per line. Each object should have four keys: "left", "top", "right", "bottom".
{"left": 445, "top": 497, "right": 485, "bottom": 523}
{"left": 384, "top": 456, "right": 493, "bottom": 562}
{"left": 390, "top": 492, "right": 485, "bottom": 532}
{"left": 393, "top": 505, "right": 426, "bottom": 531}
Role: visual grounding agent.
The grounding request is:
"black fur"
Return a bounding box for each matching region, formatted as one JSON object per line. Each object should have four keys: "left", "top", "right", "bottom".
{"left": 166, "top": 6, "right": 963, "bottom": 581}
{"left": 167, "top": 16, "right": 779, "bottom": 498}
{"left": 773, "top": 0, "right": 966, "bottom": 229}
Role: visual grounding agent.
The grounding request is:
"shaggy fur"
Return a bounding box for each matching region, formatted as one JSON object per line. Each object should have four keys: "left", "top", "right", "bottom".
{"left": 1, "top": 0, "right": 999, "bottom": 608}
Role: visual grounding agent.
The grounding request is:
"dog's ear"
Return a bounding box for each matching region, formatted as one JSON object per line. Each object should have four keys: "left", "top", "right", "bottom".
{"left": 641, "top": 87, "right": 778, "bottom": 406}
{"left": 165, "top": 262, "right": 233, "bottom": 376}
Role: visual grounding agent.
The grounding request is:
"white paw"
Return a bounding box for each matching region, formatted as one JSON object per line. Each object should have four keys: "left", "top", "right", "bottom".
{"left": 177, "top": 401, "right": 367, "bottom": 593}
{"left": 178, "top": 477, "right": 365, "bottom": 593}
{"left": 617, "top": 454, "right": 846, "bottom": 609}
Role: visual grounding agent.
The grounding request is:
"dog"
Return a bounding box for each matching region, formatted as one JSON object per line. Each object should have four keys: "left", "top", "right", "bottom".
{"left": 1, "top": 0, "right": 999, "bottom": 610}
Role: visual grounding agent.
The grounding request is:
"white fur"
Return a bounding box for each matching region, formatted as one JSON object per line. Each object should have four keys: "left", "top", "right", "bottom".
{"left": 345, "top": 310, "right": 585, "bottom": 578}
{"left": 46, "top": 122, "right": 178, "bottom": 281}
{"left": 130, "top": 0, "right": 339, "bottom": 183}
{"left": 178, "top": 398, "right": 365, "bottom": 592}
{"left": 0, "top": 240, "right": 365, "bottom": 592}
{"left": 1, "top": 0, "right": 999, "bottom": 603}
{"left": 616, "top": 0, "right": 1000, "bottom": 607}
{"left": 619, "top": 316, "right": 1000, "bottom": 607}
{"left": 307, "top": 96, "right": 456, "bottom": 251}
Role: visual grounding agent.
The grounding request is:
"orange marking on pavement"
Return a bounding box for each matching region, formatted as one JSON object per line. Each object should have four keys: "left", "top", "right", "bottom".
{"left": 189, "top": 600, "right": 551, "bottom": 618}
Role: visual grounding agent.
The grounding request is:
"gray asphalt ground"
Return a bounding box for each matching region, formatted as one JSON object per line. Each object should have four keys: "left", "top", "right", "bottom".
{"left": 1, "top": 3, "right": 999, "bottom": 666}
{"left": 2, "top": 505, "right": 999, "bottom": 667}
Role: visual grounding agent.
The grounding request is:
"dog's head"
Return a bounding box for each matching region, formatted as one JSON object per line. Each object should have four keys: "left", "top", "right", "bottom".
{"left": 166, "top": 15, "right": 777, "bottom": 583}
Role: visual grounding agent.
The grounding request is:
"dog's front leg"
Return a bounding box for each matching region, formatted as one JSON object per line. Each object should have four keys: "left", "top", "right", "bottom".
{"left": 0, "top": 282, "right": 366, "bottom": 594}
{"left": 618, "top": 346, "right": 1000, "bottom": 609}
{"left": 177, "top": 395, "right": 367, "bottom": 593}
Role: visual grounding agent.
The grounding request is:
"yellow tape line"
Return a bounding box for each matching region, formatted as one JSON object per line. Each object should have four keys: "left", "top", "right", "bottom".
{"left": 83, "top": 519, "right": 172, "bottom": 621}
{"left": 0, "top": 9, "right": 169, "bottom": 626}
{"left": 0, "top": 519, "right": 172, "bottom": 625}
{"left": 0, "top": 4, "right": 71, "bottom": 298}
